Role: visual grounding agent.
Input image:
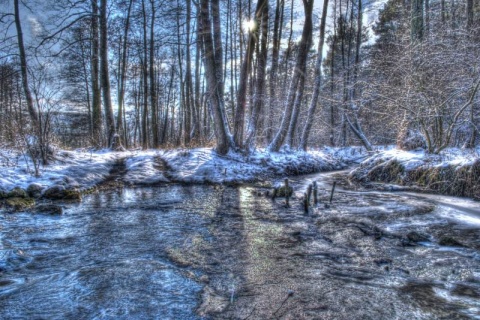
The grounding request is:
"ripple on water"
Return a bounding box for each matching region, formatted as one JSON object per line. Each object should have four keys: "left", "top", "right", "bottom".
{"left": 0, "top": 186, "right": 212, "bottom": 320}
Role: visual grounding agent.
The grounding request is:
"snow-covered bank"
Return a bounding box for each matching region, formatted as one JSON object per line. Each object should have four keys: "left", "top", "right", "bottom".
{"left": 0, "top": 146, "right": 366, "bottom": 197}
{"left": 0, "top": 149, "right": 118, "bottom": 192}
{"left": 160, "top": 147, "right": 362, "bottom": 184}
{"left": 350, "top": 147, "right": 480, "bottom": 199}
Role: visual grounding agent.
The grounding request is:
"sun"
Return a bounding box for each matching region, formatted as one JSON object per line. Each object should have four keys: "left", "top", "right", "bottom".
{"left": 243, "top": 19, "right": 256, "bottom": 33}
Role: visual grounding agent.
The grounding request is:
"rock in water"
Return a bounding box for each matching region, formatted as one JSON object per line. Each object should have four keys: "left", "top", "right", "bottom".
{"left": 27, "top": 183, "right": 44, "bottom": 198}
{"left": 7, "top": 187, "right": 28, "bottom": 199}
{"left": 43, "top": 185, "right": 82, "bottom": 201}
{"left": 35, "top": 204, "right": 63, "bottom": 215}
{"left": 274, "top": 185, "right": 293, "bottom": 197}
{"left": 406, "top": 231, "right": 430, "bottom": 243}
{"left": 438, "top": 236, "right": 464, "bottom": 247}
{"left": 5, "top": 197, "right": 35, "bottom": 211}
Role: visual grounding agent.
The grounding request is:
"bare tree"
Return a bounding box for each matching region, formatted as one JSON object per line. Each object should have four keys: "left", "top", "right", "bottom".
{"left": 199, "top": 0, "right": 234, "bottom": 154}
{"left": 299, "top": 0, "right": 329, "bottom": 150}
{"left": 269, "top": 0, "right": 314, "bottom": 152}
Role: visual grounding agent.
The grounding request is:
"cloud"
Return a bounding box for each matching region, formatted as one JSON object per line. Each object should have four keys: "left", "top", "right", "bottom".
{"left": 28, "top": 16, "right": 43, "bottom": 37}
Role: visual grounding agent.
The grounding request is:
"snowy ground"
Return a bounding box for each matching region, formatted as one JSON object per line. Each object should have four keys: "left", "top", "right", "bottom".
{"left": 1, "top": 145, "right": 478, "bottom": 195}
{"left": 349, "top": 146, "right": 480, "bottom": 199}
{"left": 352, "top": 146, "right": 480, "bottom": 174}
{"left": 0, "top": 146, "right": 366, "bottom": 193}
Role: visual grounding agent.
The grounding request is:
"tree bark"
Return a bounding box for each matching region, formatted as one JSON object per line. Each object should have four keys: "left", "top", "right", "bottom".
{"left": 14, "top": 0, "right": 39, "bottom": 129}
{"left": 100, "top": 0, "right": 117, "bottom": 148}
{"left": 246, "top": 0, "right": 269, "bottom": 149}
{"left": 266, "top": 0, "right": 284, "bottom": 143}
{"left": 141, "top": 0, "right": 149, "bottom": 149}
{"left": 199, "top": 0, "right": 234, "bottom": 154}
{"left": 299, "top": 0, "right": 329, "bottom": 150}
{"left": 117, "top": 0, "right": 133, "bottom": 147}
{"left": 467, "top": 0, "right": 473, "bottom": 28}
{"left": 185, "top": 0, "right": 198, "bottom": 142}
{"left": 411, "top": 0, "right": 424, "bottom": 42}
{"left": 234, "top": 0, "right": 268, "bottom": 148}
{"left": 91, "top": 0, "right": 102, "bottom": 147}
{"left": 269, "top": 0, "right": 314, "bottom": 152}
{"left": 149, "top": 0, "right": 159, "bottom": 148}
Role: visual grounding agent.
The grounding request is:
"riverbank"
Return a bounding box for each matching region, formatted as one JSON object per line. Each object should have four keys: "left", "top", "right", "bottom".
{"left": 0, "top": 146, "right": 365, "bottom": 210}
{"left": 2, "top": 172, "right": 479, "bottom": 319}
{"left": 349, "top": 147, "right": 480, "bottom": 200}
{"left": 1, "top": 145, "right": 479, "bottom": 212}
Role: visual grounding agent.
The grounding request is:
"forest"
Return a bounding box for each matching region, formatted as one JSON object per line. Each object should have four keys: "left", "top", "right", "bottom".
{"left": 1, "top": 1, "right": 480, "bottom": 319}
{"left": 0, "top": 0, "right": 478, "bottom": 160}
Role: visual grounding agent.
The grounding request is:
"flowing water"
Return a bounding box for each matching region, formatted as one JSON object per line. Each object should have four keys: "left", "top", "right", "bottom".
{"left": 0, "top": 172, "right": 479, "bottom": 319}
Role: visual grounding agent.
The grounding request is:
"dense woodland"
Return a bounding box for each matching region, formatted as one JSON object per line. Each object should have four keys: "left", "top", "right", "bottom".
{"left": 0, "top": 0, "right": 479, "bottom": 163}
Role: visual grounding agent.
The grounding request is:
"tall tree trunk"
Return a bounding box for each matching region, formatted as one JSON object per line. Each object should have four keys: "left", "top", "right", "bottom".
{"left": 233, "top": 0, "right": 268, "bottom": 148}
{"left": 299, "top": 0, "right": 329, "bottom": 150}
{"left": 199, "top": 0, "right": 233, "bottom": 154}
{"left": 246, "top": 0, "right": 269, "bottom": 149}
{"left": 467, "top": 0, "right": 473, "bottom": 28}
{"left": 14, "top": 0, "right": 39, "bottom": 129}
{"left": 195, "top": 3, "right": 203, "bottom": 140}
{"left": 441, "top": 0, "right": 445, "bottom": 23}
{"left": 91, "top": 0, "right": 102, "bottom": 147}
{"left": 266, "top": 0, "right": 284, "bottom": 143}
{"left": 212, "top": 0, "right": 225, "bottom": 102}
{"left": 348, "top": 0, "right": 372, "bottom": 150}
{"left": 117, "top": 0, "right": 133, "bottom": 145}
{"left": 185, "top": 0, "right": 198, "bottom": 142}
{"left": 329, "top": 0, "right": 338, "bottom": 147}
{"left": 100, "top": 0, "right": 117, "bottom": 148}
{"left": 149, "top": 0, "right": 159, "bottom": 148}
{"left": 411, "top": 0, "right": 424, "bottom": 42}
{"left": 425, "top": 0, "right": 430, "bottom": 36}
{"left": 269, "top": 0, "right": 314, "bottom": 152}
{"left": 141, "top": 0, "right": 149, "bottom": 149}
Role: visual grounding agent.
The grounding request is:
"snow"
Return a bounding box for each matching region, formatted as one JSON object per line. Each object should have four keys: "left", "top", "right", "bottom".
{"left": 356, "top": 147, "right": 480, "bottom": 172}
{"left": 1, "top": 145, "right": 477, "bottom": 194}
{"left": 0, "top": 146, "right": 366, "bottom": 193}
{"left": 124, "top": 150, "right": 169, "bottom": 185}
{"left": 0, "top": 148, "right": 117, "bottom": 192}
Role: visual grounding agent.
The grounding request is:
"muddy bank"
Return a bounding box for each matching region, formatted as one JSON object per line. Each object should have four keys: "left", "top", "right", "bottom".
{"left": 349, "top": 155, "right": 480, "bottom": 200}
{"left": 167, "top": 177, "right": 480, "bottom": 319}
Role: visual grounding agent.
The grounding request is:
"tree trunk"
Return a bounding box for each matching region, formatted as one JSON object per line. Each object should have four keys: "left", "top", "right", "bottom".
{"left": 185, "top": 0, "right": 198, "bottom": 142}
{"left": 299, "top": 0, "right": 329, "bottom": 150}
{"left": 346, "top": 0, "right": 372, "bottom": 151}
{"left": 100, "top": 0, "right": 117, "bottom": 148}
{"left": 246, "top": 0, "right": 269, "bottom": 149}
{"left": 149, "top": 0, "right": 159, "bottom": 148}
{"left": 117, "top": 0, "right": 133, "bottom": 146}
{"left": 91, "top": 0, "right": 102, "bottom": 147}
{"left": 269, "top": 0, "right": 314, "bottom": 152}
{"left": 425, "top": 0, "right": 430, "bottom": 36}
{"left": 14, "top": 0, "right": 39, "bottom": 129}
{"left": 199, "top": 0, "right": 234, "bottom": 155}
{"left": 467, "top": 0, "right": 473, "bottom": 28}
{"left": 234, "top": 0, "right": 268, "bottom": 148}
{"left": 141, "top": 0, "right": 149, "bottom": 149}
{"left": 411, "top": 0, "right": 424, "bottom": 42}
{"left": 195, "top": 2, "right": 203, "bottom": 140}
{"left": 266, "top": 0, "right": 284, "bottom": 143}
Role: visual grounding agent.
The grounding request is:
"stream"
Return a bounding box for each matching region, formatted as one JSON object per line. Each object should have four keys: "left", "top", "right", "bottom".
{"left": 0, "top": 171, "right": 479, "bottom": 319}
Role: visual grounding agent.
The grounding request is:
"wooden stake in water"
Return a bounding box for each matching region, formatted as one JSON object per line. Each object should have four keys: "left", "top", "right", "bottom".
{"left": 313, "top": 181, "right": 318, "bottom": 204}
{"left": 285, "top": 179, "right": 290, "bottom": 207}
{"left": 307, "top": 184, "right": 313, "bottom": 205}
{"left": 303, "top": 192, "right": 309, "bottom": 213}
{"left": 329, "top": 181, "right": 337, "bottom": 204}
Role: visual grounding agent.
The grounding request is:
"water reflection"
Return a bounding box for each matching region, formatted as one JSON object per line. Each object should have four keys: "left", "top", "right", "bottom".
{"left": 0, "top": 181, "right": 479, "bottom": 319}
{"left": 0, "top": 186, "right": 212, "bottom": 319}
